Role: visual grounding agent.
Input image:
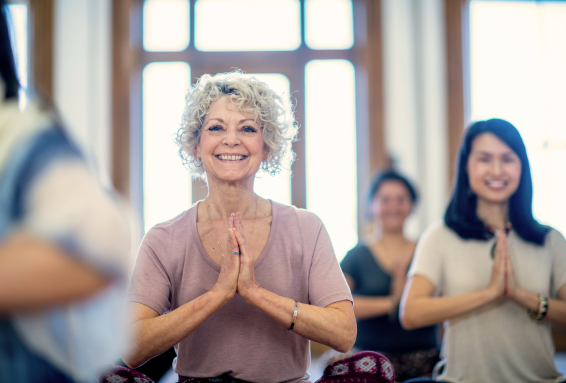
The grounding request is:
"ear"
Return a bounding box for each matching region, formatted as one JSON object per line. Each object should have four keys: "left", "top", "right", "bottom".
{"left": 262, "top": 144, "right": 269, "bottom": 162}
{"left": 195, "top": 144, "right": 201, "bottom": 160}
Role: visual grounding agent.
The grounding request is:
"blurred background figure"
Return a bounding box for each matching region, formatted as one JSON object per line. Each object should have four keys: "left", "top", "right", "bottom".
{"left": 340, "top": 171, "right": 438, "bottom": 382}
{"left": 0, "top": 2, "right": 132, "bottom": 382}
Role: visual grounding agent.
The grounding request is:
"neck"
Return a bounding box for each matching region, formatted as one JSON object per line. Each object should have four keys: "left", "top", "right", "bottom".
{"left": 476, "top": 198, "right": 509, "bottom": 230}
{"left": 205, "top": 175, "right": 257, "bottom": 221}
{"left": 370, "top": 223, "right": 406, "bottom": 245}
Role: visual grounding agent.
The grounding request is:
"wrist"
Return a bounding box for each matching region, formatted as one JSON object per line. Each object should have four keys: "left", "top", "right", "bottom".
{"left": 514, "top": 287, "right": 539, "bottom": 311}
{"left": 484, "top": 286, "right": 499, "bottom": 303}
{"left": 387, "top": 295, "right": 399, "bottom": 312}
{"left": 240, "top": 283, "right": 262, "bottom": 305}
{"left": 210, "top": 284, "right": 235, "bottom": 307}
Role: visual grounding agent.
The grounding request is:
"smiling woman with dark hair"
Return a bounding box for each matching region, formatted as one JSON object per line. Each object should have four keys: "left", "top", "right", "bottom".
{"left": 340, "top": 170, "right": 439, "bottom": 382}
{"left": 401, "top": 119, "right": 566, "bottom": 383}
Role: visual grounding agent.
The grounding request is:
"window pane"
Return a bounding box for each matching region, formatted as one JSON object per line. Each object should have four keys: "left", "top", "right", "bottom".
{"left": 305, "top": 0, "right": 353, "bottom": 50}
{"left": 195, "top": 0, "right": 300, "bottom": 51}
{"left": 7, "top": 4, "right": 27, "bottom": 108}
{"left": 470, "top": 1, "right": 566, "bottom": 235}
{"left": 144, "top": 0, "right": 190, "bottom": 52}
{"left": 143, "top": 62, "right": 192, "bottom": 231}
{"left": 306, "top": 60, "right": 357, "bottom": 261}
{"left": 243, "top": 74, "right": 292, "bottom": 206}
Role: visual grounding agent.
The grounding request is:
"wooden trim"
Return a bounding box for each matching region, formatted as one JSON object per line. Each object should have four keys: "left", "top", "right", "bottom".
{"left": 111, "top": 0, "right": 134, "bottom": 197}
{"left": 363, "top": 0, "right": 387, "bottom": 173}
{"left": 444, "top": 0, "right": 469, "bottom": 189}
{"left": 29, "top": 0, "right": 53, "bottom": 102}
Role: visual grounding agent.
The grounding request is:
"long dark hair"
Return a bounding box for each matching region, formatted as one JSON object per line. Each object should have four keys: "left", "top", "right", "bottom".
{"left": 444, "top": 118, "right": 549, "bottom": 245}
{"left": 0, "top": 1, "right": 19, "bottom": 100}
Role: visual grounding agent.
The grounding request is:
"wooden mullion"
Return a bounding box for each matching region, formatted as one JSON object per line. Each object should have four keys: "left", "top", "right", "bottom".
{"left": 29, "top": 0, "right": 53, "bottom": 102}
{"left": 445, "top": 0, "right": 470, "bottom": 189}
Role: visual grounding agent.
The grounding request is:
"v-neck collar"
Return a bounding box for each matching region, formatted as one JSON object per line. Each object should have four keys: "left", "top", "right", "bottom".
{"left": 191, "top": 199, "right": 278, "bottom": 272}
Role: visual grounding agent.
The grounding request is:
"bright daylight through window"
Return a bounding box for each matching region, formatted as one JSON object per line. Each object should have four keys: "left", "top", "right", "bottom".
{"left": 471, "top": 1, "right": 566, "bottom": 236}
{"left": 142, "top": 0, "right": 357, "bottom": 260}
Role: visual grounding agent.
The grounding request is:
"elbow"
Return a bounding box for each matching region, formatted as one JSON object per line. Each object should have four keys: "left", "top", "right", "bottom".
{"left": 122, "top": 355, "right": 142, "bottom": 370}
{"left": 399, "top": 305, "right": 419, "bottom": 330}
{"left": 122, "top": 348, "right": 147, "bottom": 370}
{"left": 334, "top": 320, "right": 357, "bottom": 353}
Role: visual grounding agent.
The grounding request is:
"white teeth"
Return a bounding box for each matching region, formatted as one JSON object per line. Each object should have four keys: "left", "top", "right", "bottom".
{"left": 488, "top": 181, "right": 505, "bottom": 188}
{"left": 218, "top": 155, "right": 244, "bottom": 161}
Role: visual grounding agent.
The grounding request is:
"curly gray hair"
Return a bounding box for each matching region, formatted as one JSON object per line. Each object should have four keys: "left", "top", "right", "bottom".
{"left": 175, "top": 71, "right": 298, "bottom": 179}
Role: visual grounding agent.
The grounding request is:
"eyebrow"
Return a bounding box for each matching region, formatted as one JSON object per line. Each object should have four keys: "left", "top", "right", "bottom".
{"left": 208, "top": 118, "right": 256, "bottom": 124}
{"left": 474, "top": 150, "right": 516, "bottom": 156}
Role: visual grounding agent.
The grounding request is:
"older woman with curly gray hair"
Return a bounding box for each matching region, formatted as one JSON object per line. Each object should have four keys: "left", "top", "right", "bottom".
{"left": 124, "top": 71, "right": 356, "bottom": 383}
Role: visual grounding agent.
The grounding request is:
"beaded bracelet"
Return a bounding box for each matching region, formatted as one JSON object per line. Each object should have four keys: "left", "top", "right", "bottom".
{"left": 528, "top": 294, "right": 548, "bottom": 321}
{"left": 288, "top": 301, "right": 298, "bottom": 331}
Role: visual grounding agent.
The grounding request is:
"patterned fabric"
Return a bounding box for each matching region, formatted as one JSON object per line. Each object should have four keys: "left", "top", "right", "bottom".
{"left": 379, "top": 348, "right": 440, "bottom": 382}
{"left": 177, "top": 374, "right": 250, "bottom": 383}
{"left": 97, "top": 366, "right": 155, "bottom": 383}
{"left": 316, "top": 351, "right": 395, "bottom": 383}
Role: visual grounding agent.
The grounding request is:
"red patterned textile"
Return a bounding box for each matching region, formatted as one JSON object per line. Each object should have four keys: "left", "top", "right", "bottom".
{"left": 97, "top": 365, "right": 155, "bottom": 383}
{"left": 315, "top": 351, "right": 395, "bottom": 383}
{"left": 177, "top": 374, "right": 249, "bottom": 383}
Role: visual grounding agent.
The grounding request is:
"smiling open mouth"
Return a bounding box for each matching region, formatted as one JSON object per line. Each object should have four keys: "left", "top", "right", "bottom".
{"left": 215, "top": 155, "right": 247, "bottom": 161}
{"left": 485, "top": 180, "right": 507, "bottom": 188}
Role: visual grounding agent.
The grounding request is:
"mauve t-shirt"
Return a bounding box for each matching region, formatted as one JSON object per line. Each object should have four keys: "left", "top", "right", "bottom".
{"left": 128, "top": 201, "right": 353, "bottom": 383}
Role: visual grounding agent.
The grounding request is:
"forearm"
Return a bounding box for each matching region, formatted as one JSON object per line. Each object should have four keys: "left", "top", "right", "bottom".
{"left": 244, "top": 287, "right": 356, "bottom": 352}
{"left": 352, "top": 295, "right": 394, "bottom": 320}
{"left": 401, "top": 288, "right": 497, "bottom": 329}
{"left": 126, "top": 289, "right": 229, "bottom": 368}
{"left": 512, "top": 288, "right": 566, "bottom": 327}
{"left": 0, "top": 235, "right": 110, "bottom": 314}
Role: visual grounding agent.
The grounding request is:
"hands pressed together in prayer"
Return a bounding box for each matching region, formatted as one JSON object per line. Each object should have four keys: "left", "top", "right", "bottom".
{"left": 213, "top": 212, "right": 260, "bottom": 303}
{"left": 488, "top": 231, "right": 530, "bottom": 307}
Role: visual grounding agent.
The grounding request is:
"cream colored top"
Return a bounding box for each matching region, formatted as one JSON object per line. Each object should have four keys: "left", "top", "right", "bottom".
{"left": 409, "top": 222, "right": 566, "bottom": 383}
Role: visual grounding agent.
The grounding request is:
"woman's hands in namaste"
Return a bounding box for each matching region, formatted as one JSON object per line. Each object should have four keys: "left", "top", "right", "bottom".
{"left": 212, "top": 216, "right": 241, "bottom": 301}
{"left": 488, "top": 231, "right": 520, "bottom": 300}
{"left": 228, "top": 212, "right": 261, "bottom": 302}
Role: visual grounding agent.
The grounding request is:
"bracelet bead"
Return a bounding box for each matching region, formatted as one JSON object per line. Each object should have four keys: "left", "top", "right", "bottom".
{"left": 288, "top": 301, "right": 298, "bottom": 331}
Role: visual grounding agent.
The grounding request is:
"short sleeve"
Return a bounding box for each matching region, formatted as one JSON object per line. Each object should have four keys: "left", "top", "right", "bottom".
{"left": 408, "top": 223, "right": 446, "bottom": 293}
{"left": 128, "top": 226, "right": 173, "bottom": 315}
{"left": 306, "top": 217, "right": 352, "bottom": 308}
{"left": 549, "top": 229, "right": 566, "bottom": 297}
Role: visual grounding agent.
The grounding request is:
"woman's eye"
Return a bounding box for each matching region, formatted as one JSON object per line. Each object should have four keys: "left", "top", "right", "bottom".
{"left": 242, "top": 126, "right": 258, "bottom": 133}
{"left": 208, "top": 125, "right": 222, "bottom": 131}
{"left": 478, "top": 157, "right": 490, "bottom": 163}
{"left": 503, "top": 156, "right": 517, "bottom": 163}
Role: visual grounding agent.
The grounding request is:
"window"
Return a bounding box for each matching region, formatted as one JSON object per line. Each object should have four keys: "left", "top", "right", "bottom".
{"left": 138, "top": 0, "right": 360, "bottom": 260}
{"left": 470, "top": 1, "right": 566, "bottom": 235}
{"left": 6, "top": 3, "right": 28, "bottom": 108}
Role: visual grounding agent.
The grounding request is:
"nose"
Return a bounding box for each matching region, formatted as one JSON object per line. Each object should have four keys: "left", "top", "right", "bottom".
{"left": 491, "top": 159, "right": 503, "bottom": 175}
{"left": 222, "top": 126, "right": 241, "bottom": 147}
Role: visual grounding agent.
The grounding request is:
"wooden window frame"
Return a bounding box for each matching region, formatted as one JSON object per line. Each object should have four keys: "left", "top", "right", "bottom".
{"left": 112, "top": 0, "right": 386, "bottom": 236}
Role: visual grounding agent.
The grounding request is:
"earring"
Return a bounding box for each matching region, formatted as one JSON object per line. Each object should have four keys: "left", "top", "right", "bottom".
{"left": 192, "top": 158, "right": 203, "bottom": 167}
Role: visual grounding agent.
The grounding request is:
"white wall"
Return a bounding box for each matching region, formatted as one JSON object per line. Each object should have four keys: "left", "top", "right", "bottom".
{"left": 381, "top": 0, "right": 449, "bottom": 238}
{"left": 53, "top": 0, "right": 112, "bottom": 187}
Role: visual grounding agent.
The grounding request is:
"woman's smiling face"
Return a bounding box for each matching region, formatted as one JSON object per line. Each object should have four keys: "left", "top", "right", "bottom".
{"left": 467, "top": 132, "right": 522, "bottom": 205}
{"left": 196, "top": 96, "right": 267, "bottom": 183}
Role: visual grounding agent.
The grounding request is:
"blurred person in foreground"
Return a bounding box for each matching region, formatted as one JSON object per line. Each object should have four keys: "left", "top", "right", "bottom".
{"left": 0, "top": 4, "right": 131, "bottom": 382}
{"left": 123, "top": 71, "right": 388, "bottom": 383}
{"left": 340, "top": 171, "right": 438, "bottom": 382}
{"left": 401, "top": 119, "right": 566, "bottom": 383}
